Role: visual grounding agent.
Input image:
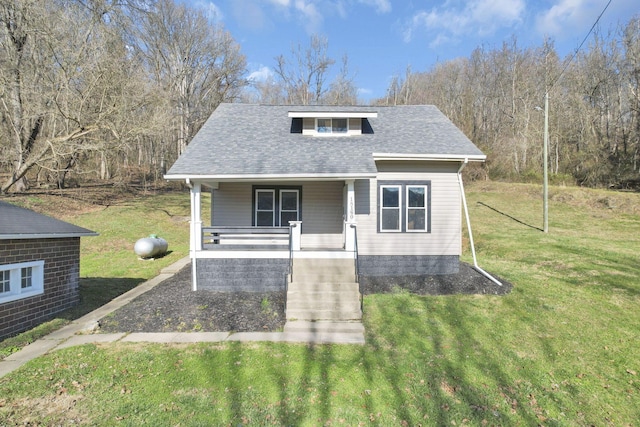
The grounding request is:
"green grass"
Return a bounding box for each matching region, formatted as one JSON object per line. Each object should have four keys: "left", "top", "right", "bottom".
{"left": 1, "top": 182, "right": 640, "bottom": 425}
{"left": 0, "top": 189, "right": 204, "bottom": 358}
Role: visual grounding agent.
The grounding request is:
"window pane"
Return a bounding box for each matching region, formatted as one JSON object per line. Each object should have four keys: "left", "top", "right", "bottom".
{"left": 332, "top": 118, "right": 347, "bottom": 133}
{"left": 407, "top": 209, "right": 426, "bottom": 230}
{"left": 317, "top": 118, "right": 331, "bottom": 133}
{"left": 0, "top": 271, "right": 10, "bottom": 293}
{"left": 281, "top": 211, "right": 298, "bottom": 225}
{"left": 256, "top": 211, "right": 274, "bottom": 226}
{"left": 382, "top": 187, "right": 399, "bottom": 207}
{"left": 21, "top": 267, "right": 32, "bottom": 289}
{"left": 382, "top": 209, "right": 400, "bottom": 230}
{"left": 257, "top": 191, "right": 273, "bottom": 210}
{"left": 280, "top": 191, "right": 298, "bottom": 211}
{"left": 408, "top": 186, "right": 425, "bottom": 207}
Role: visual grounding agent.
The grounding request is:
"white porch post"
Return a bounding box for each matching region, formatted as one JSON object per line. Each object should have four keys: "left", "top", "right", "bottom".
{"left": 289, "top": 221, "right": 302, "bottom": 251}
{"left": 189, "top": 181, "right": 202, "bottom": 291}
{"left": 344, "top": 179, "right": 356, "bottom": 251}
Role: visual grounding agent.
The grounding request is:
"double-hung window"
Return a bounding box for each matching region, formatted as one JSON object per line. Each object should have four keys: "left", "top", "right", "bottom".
{"left": 378, "top": 181, "right": 431, "bottom": 233}
{"left": 253, "top": 186, "right": 301, "bottom": 227}
{"left": 380, "top": 185, "right": 401, "bottom": 231}
{"left": 0, "top": 261, "right": 45, "bottom": 303}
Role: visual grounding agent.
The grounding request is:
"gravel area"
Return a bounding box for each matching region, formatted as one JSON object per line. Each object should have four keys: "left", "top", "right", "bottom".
{"left": 98, "top": 262, "right": 512, "bottom": 333}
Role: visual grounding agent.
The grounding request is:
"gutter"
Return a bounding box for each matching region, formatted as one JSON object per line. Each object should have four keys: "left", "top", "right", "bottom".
{"left": 457, "top": 159, "right": 502, "bottom": 287}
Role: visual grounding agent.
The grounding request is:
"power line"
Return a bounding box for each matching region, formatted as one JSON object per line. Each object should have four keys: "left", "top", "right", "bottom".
{"left": 548, "top": 0, "right": 613, "bottom": 93}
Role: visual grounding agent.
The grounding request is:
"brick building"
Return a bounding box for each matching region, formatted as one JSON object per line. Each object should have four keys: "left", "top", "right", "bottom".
{"left": 0, "top": 200, "right": 97, "bottom": 340}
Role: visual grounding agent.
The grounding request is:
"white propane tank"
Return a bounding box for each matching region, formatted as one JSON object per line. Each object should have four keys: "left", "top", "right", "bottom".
{"left": 134, "top": 234, "right": 168, "bottom": 259}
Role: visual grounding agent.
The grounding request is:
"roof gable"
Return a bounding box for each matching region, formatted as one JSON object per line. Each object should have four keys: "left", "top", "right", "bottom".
{"left": 0, "top": 200, "right": 98, "bottom": 239}
{"left": 166, "top": 104, "right": 485, "bottom": 179}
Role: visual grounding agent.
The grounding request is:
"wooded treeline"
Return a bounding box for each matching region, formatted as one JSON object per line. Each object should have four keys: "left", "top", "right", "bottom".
{"left": 375, "top": 19, "right": 640, "bottom": 189}
{"left": 0, "top": 0, "right": 246, "bottom": 193}
{"left": 1, "top": 0, "right": 639, "bottom": 192}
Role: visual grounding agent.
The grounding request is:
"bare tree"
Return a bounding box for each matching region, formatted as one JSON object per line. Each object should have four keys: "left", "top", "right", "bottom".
{"left": 324, "top": 54, "right": 359, "bottom": 105}
{"left": 274, "top": 35, "right": 335, "bottom": 105}
{"left": 133, "top": 0, "right": 246, "bottom": 157}
{"left": 0, "top": 0, "right": 149, "bottom": 192}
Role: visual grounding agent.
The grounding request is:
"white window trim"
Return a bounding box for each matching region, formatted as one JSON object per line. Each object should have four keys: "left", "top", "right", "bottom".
{"left": 0, "top": 260, "right": 45, "bottom": 304}
{"left": 380, "top": 185, "right": 402, "bottom": 232}
{"left": 406, "top": 185, "right": 428, "bottom": 233}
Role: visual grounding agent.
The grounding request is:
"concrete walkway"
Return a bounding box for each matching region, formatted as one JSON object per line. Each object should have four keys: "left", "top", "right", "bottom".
{"left": 0, "top": 257, "right": 365, "bottom": 379}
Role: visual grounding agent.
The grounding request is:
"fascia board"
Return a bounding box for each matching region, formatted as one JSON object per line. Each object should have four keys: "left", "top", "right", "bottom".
{"left": 372, "top": 153, "right": 487, "bottom": 162}
{"left": 165, "top": 173, "right": 376, "bottom": 182}
{"left": 1, "top": 232, "right": 99, "bottom": 240}
{"left": 288, "top": 111, "right": 378, "bottom": 118}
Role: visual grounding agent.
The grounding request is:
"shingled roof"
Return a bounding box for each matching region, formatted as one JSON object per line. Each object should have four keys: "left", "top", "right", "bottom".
{"left": 0, "top": 200, "right": 98, "bottom": 240}
{"left": 166, "top": 103, "right": 485, "bottom": 179}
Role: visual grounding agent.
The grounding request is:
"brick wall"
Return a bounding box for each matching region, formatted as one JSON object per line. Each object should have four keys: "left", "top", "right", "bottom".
{"left": 0, "top": 237, "right": 81, "bottom": 340}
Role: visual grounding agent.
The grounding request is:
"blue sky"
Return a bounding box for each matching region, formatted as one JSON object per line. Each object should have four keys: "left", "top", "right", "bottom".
{"left": 186, "top": 0, "right": 638, "bottom": 102}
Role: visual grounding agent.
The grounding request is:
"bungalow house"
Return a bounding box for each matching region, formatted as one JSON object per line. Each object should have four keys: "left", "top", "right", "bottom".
{"left": 165, "top": 103, "right": 485, "bottom": 321}
{"left": 0, "top": 201, "right": 97, "bottom": 339}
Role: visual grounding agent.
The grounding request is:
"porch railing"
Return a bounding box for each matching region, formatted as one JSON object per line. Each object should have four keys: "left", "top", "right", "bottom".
{"left": 202, "top": 226, "right": 290, "bottom": 249}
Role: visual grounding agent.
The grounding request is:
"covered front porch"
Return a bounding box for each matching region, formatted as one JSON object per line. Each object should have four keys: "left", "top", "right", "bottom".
{"left": 188, "top": 179, "right": 359, "bottom": 253}
{"left": 185, "top": 178, "right": 361, "bottom": 291}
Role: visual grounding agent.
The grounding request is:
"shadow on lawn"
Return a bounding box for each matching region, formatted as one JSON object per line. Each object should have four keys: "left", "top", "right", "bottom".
{"left": 477, "top": 201, "right": 543, "bottom": 231}
{"left": 59, "top": 277, "right": 145, "bottom": 321}
{"left": 359, "top": 295, "right": 565, "bottom": 425}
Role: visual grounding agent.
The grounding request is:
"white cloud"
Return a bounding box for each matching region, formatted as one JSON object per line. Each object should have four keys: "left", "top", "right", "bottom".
{"left": 403, "top": 0, "right": 525, "bottom": 44}
{"left": 193, "top": 0, "right": 224, "bottom": 21}
{"left": 294, "top": 0, "right": 324, "bottom": 34}
{"left": 535, "top": 0, "right": 597, "bottom": 39}
{"left": 247, "top": 65, "right": 275, "bottom": 82}
{"left": 357, "top": 0, "right": 392, "bottom": 14}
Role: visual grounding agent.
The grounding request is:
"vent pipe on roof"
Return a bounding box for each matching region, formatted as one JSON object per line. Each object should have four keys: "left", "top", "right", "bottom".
{"left": 458, "top": 159, "right": 502, "bottom": 287}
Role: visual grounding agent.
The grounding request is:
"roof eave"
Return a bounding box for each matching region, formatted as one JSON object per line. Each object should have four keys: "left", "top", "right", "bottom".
{"left": 1, "top": 232, "right": 99, "bottom": 240}
{"left": 372, "top": 153, "right": 486, "bottom": 162}
{"left": 164, "top": 173, "right": 377, "bottom": 182}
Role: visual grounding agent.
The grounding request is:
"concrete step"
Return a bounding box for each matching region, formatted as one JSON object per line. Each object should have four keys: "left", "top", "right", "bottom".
{"left": 286, "top": 308, "right": 362, "bottom": 321}
{"left": 287, "top": 282, "right": 359, "bottom": 293}
{"left": 287, "top": 291, "right": 360, "bottom": 305}
{"left": 284, "top": 320, "right": 365, "bottom": 334}
{"left": 286, "top": 299, "right": 361, "bottom": 312}
{"left": 291, "top": 259, "right": 356, "bottom": 282}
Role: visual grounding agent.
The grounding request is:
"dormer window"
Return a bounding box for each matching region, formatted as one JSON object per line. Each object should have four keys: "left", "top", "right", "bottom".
{"left": 288, "top": 110, "right": 378, "bottom": 137}
{"left": 317, "top": 118, "right": 348, "bottom": 134}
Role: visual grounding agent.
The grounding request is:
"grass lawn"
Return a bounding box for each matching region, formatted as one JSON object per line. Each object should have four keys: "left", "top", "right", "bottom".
{"left": 1, "top": 182, "right": 639, "bottom": 425}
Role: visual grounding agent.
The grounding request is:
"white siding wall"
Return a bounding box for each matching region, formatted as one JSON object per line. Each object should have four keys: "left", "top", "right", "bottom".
{"left": 355, "top": 161, "right": 462, "bottom": 256}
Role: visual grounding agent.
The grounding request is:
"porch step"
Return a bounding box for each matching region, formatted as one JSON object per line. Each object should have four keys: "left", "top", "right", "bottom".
{"left": 287, "top": 258, "right": 362, "bottom": 322}
{"left": 291, "top": 258, "right": 356, "bottom": 283}
{"left": 283, "top": 320, "right": 365, "bottom": 334}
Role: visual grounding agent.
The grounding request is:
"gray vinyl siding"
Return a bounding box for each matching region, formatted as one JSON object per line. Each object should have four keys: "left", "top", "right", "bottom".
{"left": 211, "top": 182, "right": 253, "bottom": 226}
{"left": 211, "top": 181, "right": 344, "bottom": 248}
{"left": 355, "top": 161, "right": 462, "bottom": 256}
{"left": 299, "top": 181, "right": 343, "bottom": 248}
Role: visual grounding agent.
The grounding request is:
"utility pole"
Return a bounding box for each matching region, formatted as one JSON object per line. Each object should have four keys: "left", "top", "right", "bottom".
{"left": 543, "top": 92, "right": 549, "bottom": 233}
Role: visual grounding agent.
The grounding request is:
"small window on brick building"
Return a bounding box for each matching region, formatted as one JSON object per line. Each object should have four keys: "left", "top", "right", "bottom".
{"left": 0, "top": 261, "right": 44, "bottom": 303}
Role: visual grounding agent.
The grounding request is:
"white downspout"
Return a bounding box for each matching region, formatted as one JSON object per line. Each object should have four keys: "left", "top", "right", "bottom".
{"left": 458, "top": 160, "right": 502, "bottom": 286}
